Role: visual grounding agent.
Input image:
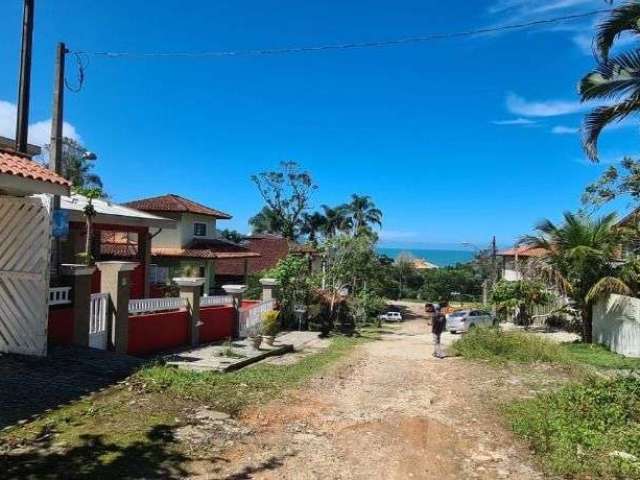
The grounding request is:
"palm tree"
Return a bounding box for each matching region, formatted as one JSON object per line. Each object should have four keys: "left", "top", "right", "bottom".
{"left": 520, "top": 212, "right": 632, "bottom": 343}
{"left": 346, "top": 194, "right": 382, "bottom": 236}
{"left": 321, "top": 205, "right": 352, "bottom": 238}
{"left": 579, "top": 2, "right": 640, "bottom": 160}
{"left": 249, "top": 206, "right": 285, "bottom": 236}
{"left": 301, "top": 212, "right": 327, "bottom": 244}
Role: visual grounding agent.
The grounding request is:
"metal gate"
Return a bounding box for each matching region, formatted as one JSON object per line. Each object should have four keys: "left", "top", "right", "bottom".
{"left": 0, "top": 195, "right": 51, "bottom": 356}
{"left": 89, "top": 293, "right": 109, "bottom": 350}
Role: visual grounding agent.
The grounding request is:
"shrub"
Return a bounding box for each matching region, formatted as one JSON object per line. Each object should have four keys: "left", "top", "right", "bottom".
{"left": 261, "top": 310, "right": 280, "bottom": 336}
{"left": 450, "top": 327, "right": 569, "bottom": 364}
{"left": 506, "top": 376, "right": 640, "bottom": 478}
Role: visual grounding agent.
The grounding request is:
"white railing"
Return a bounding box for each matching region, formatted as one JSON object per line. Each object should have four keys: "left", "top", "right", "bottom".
{"left": 239, "top": 299, "right": 275, "bottom": 338}
{"left": 89, "top": 293, "right": 109, "bottom": 350}
{"left": 200, "top": 295, "right": 233, "bottom": 307}
{"left": 48, "top": 287, "right": 72, "bottom": 306}
{"left": 128, "top": 297, "right": 187, "bottom": 315}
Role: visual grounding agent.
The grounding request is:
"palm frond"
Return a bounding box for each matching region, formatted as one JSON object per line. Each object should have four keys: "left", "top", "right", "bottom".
{"left": 586, "top": 276, "right": 632, "bottom": 303}
{"left": 594, "top": 2, "right": 640, "bottom": 62}
{"left": 579, "top": 50, "right": 640, "bottom": 101}
{"left": 582, "top": 96, "right": 640, "bottom": 161}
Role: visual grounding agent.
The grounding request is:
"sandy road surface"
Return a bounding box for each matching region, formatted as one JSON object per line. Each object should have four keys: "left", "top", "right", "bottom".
{"left": 196, "top": 304, "right": 547, "bottom": 479}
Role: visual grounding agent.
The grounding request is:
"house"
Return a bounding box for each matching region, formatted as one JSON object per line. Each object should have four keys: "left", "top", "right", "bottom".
{"left": 53, "top": 194, "right": 176, "bottom": 298}
{"left": 0, "top": 142, "right": 71, "bottom": 356}
{"left": 214, "top": 233, "right": 320, "bottom": 284}
{"left": 123, "top": 194, "right": 260, "bottom": 295}
{"left": 412, "top": 259, "right": 439, "bottom": 270}
{"left": 498, "top": 245, "right": 547, "bottom": 281}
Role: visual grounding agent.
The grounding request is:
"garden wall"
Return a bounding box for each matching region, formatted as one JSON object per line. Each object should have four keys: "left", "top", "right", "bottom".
{"left": 200, "top": 306, "right": 234, "bottom": 343}
{"left": 128, "top": 310, "right": 189, "bottom": 356}
{"left": 593, "top": 294, "right": 640, "bottom": 357}
{"left": 48, "top": 307, "right": 74, "bottom": 346}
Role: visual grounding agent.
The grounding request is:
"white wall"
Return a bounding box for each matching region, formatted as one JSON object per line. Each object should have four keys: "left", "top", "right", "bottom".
{"left": 150, "top": 213, "right": 218, "bottom": 248}
{"left": 593, "top": 294, "right": 640, "bottom": 358}
{"left": 502, "top": 269, "right": 522, "bottom": 281}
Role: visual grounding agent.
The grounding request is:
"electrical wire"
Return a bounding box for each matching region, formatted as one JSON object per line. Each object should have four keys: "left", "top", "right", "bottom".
{"left": 72, "top": 8, "right": 613, "bottom": 60}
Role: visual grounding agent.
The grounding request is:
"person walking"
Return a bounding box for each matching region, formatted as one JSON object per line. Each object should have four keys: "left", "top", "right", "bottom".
{"left": 432, "top": 302, "right": 447, "bottom": 359}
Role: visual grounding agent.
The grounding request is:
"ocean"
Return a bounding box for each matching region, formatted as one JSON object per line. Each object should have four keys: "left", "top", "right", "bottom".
{"left": 377, "top": 247, "right": 474, "bottom": 267}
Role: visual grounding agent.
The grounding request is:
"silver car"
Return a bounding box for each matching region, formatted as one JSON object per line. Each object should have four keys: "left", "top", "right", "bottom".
{"left": 446, "top": 309, "right": 494, "bottom": 333}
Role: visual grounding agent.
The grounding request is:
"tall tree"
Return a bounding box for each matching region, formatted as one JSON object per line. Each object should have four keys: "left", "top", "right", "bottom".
{"left": 301, "top": 212, "right": 326, "bottom": 244}
{"left": 345, "top": 194, "right": 382, "bottom": 236}
{"left": 45, "top": 137, "right": 102, "bottom": 189}
{"left": 251, "top": 161, "right": 316, "bottom": 240}
{"left": 521, "top": 212, "right": 631, "bottom": 343}
{"left": 248, "top": 206, "right": 284, "bottom": 235}
{"left": 321, "top": 205, "right": 352, "bottom": 238}
{"left": 579, "top": 2, "right": 640, "bottom": 160}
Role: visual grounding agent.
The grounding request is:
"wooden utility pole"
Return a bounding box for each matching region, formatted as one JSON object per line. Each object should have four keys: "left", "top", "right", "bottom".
{"left": 15, "top": 0, "right": 35, "bottom": 154}
{"left": 49, "top": 42, "right": 67, "bottom": 276}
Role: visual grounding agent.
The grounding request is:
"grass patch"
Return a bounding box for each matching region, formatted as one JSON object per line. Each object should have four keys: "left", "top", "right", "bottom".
{"left": 506, "top": 376, "right": 640, "bottom": 479}
{"left": 0, "top": 335, "right": 368, "bottom": 479}
{"left": 561, "top": 342, "right": 640, "bottom": 370}
{"left": 450, "top": 327, "right": 569, "bottom": 364}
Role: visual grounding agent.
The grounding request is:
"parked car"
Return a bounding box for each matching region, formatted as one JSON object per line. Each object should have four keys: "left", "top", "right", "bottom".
{"left": 379, "top": 311, "right": 403, "bottom": 322}
{"left": 446, "top": 309, "right": 494, "bottom": 333}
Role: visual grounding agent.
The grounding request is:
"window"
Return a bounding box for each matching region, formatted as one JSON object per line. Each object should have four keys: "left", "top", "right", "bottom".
{"left": 193, "top": 222, "right": 207, "bottom": 237}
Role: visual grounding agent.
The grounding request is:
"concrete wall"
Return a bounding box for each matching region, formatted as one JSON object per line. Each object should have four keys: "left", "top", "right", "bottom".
{"left": 150, "top": 213, "right": 218, "bottom": 248}
{"left": 593, "top": 294, "right": 640, "bottom": 357}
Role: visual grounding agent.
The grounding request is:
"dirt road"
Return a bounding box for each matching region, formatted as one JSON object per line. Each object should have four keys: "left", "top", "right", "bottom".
{"left": 199, "top": 305, "right": 548, "bottom": 479}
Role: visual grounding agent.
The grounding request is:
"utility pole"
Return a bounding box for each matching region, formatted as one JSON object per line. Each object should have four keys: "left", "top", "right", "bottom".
{"left": 49, "top": 42, "right": 67, "bottom": 276}
{"left": 15, "top": 0, "right": 35, "bottom": 154}
{"left": 491, "top": 235, "right": 497, "bottom": 283}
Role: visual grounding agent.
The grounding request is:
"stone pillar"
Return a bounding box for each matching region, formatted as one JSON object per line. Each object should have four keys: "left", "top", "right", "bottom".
{"left": 223, "top": 284, "right": 247, "bottom": 338}
{"left": 96, "top": 261, "right": 138, "bottom": 354}
{"left": 173, "top": 277, "right": 205, "bottom": 347}
{"left": 61, "top": 264, "right": 96, "bottom": 347}
{"left": 259, "top": 278, "right": 278, "bottom": 302}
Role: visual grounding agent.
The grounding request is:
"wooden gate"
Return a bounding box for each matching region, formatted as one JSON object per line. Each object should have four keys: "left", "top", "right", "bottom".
{"left": 89, "top": 293, "right": 109, "bottom": 350}
{"left": 0, "top": 195, "right": 51, "bottom": 356}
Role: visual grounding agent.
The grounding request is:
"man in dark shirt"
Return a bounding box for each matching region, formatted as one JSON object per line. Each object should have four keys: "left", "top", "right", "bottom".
{"left": 432, "top": 303, "right": 447, "bottom": 358}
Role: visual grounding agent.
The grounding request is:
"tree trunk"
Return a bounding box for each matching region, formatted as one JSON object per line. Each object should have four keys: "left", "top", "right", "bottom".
{"left": 84, "top": 216, "right": 93, "bottom": 265}
{"left": 582, "top": 304, "right": 593, "bottom": 344}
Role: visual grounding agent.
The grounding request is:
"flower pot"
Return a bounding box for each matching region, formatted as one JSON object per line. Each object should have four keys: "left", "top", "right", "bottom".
{"left": 250, "top": 336, "right": 263, "bottom": 349}
{"left": 263, "top": 335, "right": 275, "bottom": 346}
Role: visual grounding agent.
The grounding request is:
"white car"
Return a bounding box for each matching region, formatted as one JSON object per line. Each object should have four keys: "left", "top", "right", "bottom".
{"left": 379, "top": 311, "right": 403, "bottom": 322}
{"left": 446, "top": 309, "right": 494, "bottom": 333}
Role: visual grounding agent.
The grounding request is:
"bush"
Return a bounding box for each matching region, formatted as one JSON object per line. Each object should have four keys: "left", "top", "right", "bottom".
{"left": 506, "top": 376, "right": 640, "bottom": 478}
{"left": 450, "top": 327, "right": 569, "bottom": 364}
{"left": 261, "top": 310, "right": 280, "bottom": 336}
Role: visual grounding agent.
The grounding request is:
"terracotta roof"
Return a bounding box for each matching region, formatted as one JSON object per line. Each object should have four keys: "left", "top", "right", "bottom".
{"left": 151, "top": 238, "right": 260, "bottom": 260}
{"left": 123, "top": 194, "right": 232, "bottom": 219}
{"left": 0, "top": 148, "right": 70, "bottom": 189}
{"left": 498, "top": 246, "right": 548, "bottom": 258}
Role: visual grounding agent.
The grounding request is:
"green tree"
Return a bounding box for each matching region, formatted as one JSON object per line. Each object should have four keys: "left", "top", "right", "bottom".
{"left": 266, "top": 255, "right": 311, "bottom": 327}
{"left": 320, "top": 205, "right": 352, "bottom": 238}
{"left": 491, "top": 279, "right": 551, "bottom": 328}
{"left": 345, "top": 194, "right": 382, "bottom": 236}
{"left": 74, "top": 186, "right": 103, "bottom": 265}
{"left": 218, "top": 229, "right": 244, "bottom": 243}
{"left": 579, "top": 2, "right": 640, "bottom": 160}
{"left": 521, "top": 212, "right": 632, "bottom": 343}
{"left": 46, "top": 137, "right": 102, "bottom": 189}
{"left": 249, "top": 206, "right": 284, "bottom": 235}
{"left": 251, "top": 161, "right": 316, "bottom": 240}
{"left": 301, "top": 212, "right": 326, "bottom": 245}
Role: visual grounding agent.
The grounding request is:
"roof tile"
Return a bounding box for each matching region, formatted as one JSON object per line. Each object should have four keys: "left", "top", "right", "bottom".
{"left": 124, "top": 194, "right": 231, "bottom": 219}
{"left": 0, "top": 149, "right": 70, "bottom": 188}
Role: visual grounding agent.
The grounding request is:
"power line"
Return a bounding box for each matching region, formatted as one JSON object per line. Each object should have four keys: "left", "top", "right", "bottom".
{"left": 73, "top": 8, "right": 612, "bottom": 60}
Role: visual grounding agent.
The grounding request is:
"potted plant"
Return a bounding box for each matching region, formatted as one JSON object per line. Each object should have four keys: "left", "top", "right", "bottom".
{"left": 261, "top": 310, "right": 280, "bottom": 346}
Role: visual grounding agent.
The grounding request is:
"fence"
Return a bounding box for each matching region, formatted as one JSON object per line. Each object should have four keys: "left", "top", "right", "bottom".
{"left": 593, "top": 294, "right": 640, "bottom": 357}
{"left": 48, "top": 287, "right": 72, "bottom": 306}
{"left": 129, "top": 297, "right": 187, "bottom": 315}
{"left": 201, "top": 295, "right": 233, "bottom": 307}
{"left": 89, "top": 293, "right": 109, "bottom": 350}
{"left": 239, "top": 299, "right": 275, "bottom": 338}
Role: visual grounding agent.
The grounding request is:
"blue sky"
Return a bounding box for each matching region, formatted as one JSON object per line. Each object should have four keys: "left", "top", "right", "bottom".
{"left": 1, "top": 0, "right": 637, "bottom": 249}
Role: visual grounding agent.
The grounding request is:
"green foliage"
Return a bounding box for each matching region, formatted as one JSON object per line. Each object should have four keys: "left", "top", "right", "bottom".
{"left": 267, "top": 255, "right": 312, "bottom": 327}
{"left": 261, "top": 310, "right": 280, "bottom": 336}
{"left": 350, "top": 289, "right": 386, "bottom": 325}
{"left": 562, "top": 342, "right": 640, "bottom": 370}
{"left": 491, "top": 279, "right": 551, "bottom": 325}
{"left": 46, "top": 137, "right": 103, "bottom": 189}
{"left": 451, "top": 328, "right": 569, "bottom": 364}
{"left": 506, "top": 376, "right": 640, "bottom": 478}
{"left": 420, "top": 263, "right": 483, "bottom": 302}
{"left": 218, "top": 229, "right": 244, "bottom": 244}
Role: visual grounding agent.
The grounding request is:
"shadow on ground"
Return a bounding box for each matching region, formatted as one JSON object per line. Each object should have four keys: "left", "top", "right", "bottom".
{"left": 0, "top": 425, "right": 186, "bottom": 480}
{"left": 0, "top": 346, "right": 143, "bottom": 429}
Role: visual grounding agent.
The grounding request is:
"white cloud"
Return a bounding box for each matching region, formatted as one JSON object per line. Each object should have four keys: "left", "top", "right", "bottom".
{"left": 506, "top": 92, "right": 587, "bottom": 117}
{"left": 0, "top": 100, "right": 80, "bottom": 147}
{"left": 492, "top": 118, "right": 537, "bottom": 126}
{"left": 552, "top": 125, "right": 580, "bottom": 134}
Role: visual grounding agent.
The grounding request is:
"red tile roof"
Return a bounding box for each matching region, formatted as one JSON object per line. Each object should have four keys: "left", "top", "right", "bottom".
{"left": 124, "top": 194, "right": 232, "bottom": 219}
{"left": 0, "top": 149, "right": 70, "bottom": 189}
{"left": 151, "top": 238, "right": 260, "bottom": 260}
{"left": 498, "top": 246, "right": 548, "bottom": 258}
